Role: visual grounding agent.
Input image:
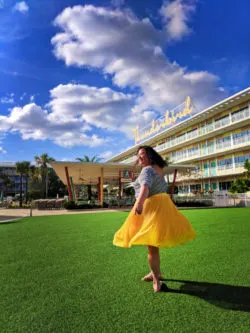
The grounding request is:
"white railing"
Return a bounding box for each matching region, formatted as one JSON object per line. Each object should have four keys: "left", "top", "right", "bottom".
{"left": 155, "top": 109, "right": 249, "bottom": 154}
{"left": 233, "top": 135, "right": 250, "bottom": 146}
{"left": 231, "top": 108, "right": 249, "bottom": 123}
{"left": 216, "top": 141, "right": 232, "bottom": 151}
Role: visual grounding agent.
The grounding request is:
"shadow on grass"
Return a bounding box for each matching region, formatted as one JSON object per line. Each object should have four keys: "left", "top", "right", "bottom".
{"left": 160, "top": 279, "right": 250, "bottom": 312}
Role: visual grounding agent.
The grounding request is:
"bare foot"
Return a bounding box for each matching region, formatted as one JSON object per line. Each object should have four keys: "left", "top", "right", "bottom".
{"left": 141, "top": 272, "right": 163, "bottom": 282}
{"left": 153, "top": 280, "right": 163, "bottom": 293}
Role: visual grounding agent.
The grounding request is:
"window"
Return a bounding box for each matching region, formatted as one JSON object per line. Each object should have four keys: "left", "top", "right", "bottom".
{"left": 216, "top": 136, "right": 231, "bottom": 149}
{"left": 234, "top": 154, "right": 250, "bottom": 167}
{"left": 214, "top": 115, "right": 230, "bottom": 128}
{"left": 219, "top": 181, "right": 233, "bottom": 191}
{"left": 233, "top": 129, "right": 250, "bottom": 145}
{"left": 231, "top": 106, "right": 249, "bottom": 122}
{"left": 217, "top": 158, "right": 233, "bottom": 170}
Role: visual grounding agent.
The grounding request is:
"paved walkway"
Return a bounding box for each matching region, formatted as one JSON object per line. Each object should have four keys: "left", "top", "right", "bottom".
{"left": 0, "top": 207, "right": 130, "bottom": 223}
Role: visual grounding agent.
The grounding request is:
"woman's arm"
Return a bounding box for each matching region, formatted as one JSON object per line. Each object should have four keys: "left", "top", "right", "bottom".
{"left": 135, "top": 184, "right": 149, "bottom": 214}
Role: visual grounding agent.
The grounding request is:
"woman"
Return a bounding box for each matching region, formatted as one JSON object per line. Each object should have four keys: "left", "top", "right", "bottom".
{"left": 113, "top": 146, "right": 197, "bottom": 292}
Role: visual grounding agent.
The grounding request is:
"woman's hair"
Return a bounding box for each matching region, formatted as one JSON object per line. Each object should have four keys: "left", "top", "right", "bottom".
{"left": 137, "top": 145, "right": 167, "bottom": 168}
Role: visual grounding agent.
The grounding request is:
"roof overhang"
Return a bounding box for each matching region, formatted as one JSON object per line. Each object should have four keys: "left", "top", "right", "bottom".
{"left": 50, "top": 161, "right": 196, "bottom": 185}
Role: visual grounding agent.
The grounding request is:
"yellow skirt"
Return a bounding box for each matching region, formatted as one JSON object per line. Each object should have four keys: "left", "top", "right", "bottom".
{"left": 113, "top": 193, "right": 197, "bottom": 248}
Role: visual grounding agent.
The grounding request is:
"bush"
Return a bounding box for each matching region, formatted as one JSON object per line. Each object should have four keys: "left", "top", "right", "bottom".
{"left": 174, "top": 200, "right": 213, "bottom": 207}
{"left": 64, "top": 201, "right": 77, "bottom": 209}
{"left": 64, "top": 201, "right": 102, "bottom": 210}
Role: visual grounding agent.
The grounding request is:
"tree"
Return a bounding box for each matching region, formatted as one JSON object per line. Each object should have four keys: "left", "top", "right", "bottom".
{"left": 0, "top": 174, "right": 14, "bottom": 197}
{"left": 229, "top": 160, "right": 250, "bottom": 194}
{"left": 35, "top": 153, "right": 55, "bottom": 198}
{"left": 23, "top": 161, "right": 32, "bottom": 203}
{"left": 76, "top": 155, "right": 102, "bottom": 200}
{"left": 76, "top": 155, "right": 102, "bottom": 163}
{"left": 47, "top": 168, "right": 68, "bottom": 198}
{"left": 243, "top": 159, "right": 250, "bottom": 180}
{"left": 28, "top": 165, "right": 42, "bottom": 200}
{"left": 16, "top": 161, "right": 30, "bottom": 207}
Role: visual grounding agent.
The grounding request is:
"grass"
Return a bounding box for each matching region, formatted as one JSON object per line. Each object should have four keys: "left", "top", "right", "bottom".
{"left": 0, "top": 208, "right": 249, "bottom": 333}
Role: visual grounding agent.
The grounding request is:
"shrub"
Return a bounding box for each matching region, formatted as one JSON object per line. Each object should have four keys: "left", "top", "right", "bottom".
{"left": 64, "top": 201, "right": 77, "bottom": 209}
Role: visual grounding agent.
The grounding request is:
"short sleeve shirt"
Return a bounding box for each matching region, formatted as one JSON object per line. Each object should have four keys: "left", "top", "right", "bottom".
{"left": 133, "top": 166, "right": 167, "bottom": 198}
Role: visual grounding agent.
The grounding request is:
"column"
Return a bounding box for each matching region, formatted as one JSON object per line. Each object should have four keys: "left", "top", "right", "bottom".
{"left": 100, "top": 167, "right": 104, "bottom": 207}
{"left": 65, "top": 166, "right": 73, "bottom": 201}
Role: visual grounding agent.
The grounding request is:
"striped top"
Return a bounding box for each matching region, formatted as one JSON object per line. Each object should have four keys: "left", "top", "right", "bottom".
{"left": 133, "top": 166, "right": 167, "bottom": 198}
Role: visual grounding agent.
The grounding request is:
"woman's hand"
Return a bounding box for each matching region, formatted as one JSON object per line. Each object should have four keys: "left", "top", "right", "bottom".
{"left": 134, "top": 202, "right": 143, "bottom": 215}
{"left": 134, "top": 184, "right": 149, "bottom": 215}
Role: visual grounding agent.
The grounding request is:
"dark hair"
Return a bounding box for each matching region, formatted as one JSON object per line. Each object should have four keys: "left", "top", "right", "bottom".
{"left": 137, "top": 145, "right": 167, "bottom": 168}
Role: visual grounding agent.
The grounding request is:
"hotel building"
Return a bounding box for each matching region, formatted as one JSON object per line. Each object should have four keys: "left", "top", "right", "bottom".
{"left": 0, "top": 162, "right": 26, "bottom": 197}
{"left": 108, "top": 87, "right": 250, "bottom": 194}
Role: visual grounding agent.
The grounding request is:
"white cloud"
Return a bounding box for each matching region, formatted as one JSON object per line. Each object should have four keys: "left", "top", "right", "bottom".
{"left": 48, "top": 83, "right": 136, "bottom": 130}
{"left": 160, "top": 0, "right": 196, "bottom": 41}
{"left": 0, "top": 146, "right": 7, "bottom": 154}
{"left": 99, "top": 150, "right": 113, "bottom": 160}
{"left": 0, "top": 83, "right": 145, "bottom": 148}
{"left": 30, "top": 95, "right": 35, "bottom": 102}
{"left": 52, "top": 5, "right": 225, "bottom": 117}
{"left": 0, "top": 96, "right": 14, "bottom": 104}
{"left": 13, "top": 1, "right": 29, "bottom": 14}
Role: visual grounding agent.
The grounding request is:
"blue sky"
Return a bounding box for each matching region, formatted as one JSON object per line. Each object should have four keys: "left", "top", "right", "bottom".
{"left": 0, "top": 0, "right": 249, "bottom": 162}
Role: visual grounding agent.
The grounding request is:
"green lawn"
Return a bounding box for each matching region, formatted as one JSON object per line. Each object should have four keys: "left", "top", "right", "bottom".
{"left": 0, "top": 208, "right": 250, "bottom": 333}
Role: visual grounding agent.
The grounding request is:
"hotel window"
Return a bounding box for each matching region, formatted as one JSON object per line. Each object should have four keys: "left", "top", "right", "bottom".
{"left": 216, "top": 135, "right": 231, "bottom": 149}
{"left": 175, "top": 133, "right": 186, "bottom": 144}
{"left": 231, "top": 106, "right": 249, "bottom": 122}
{"left": 187, "top": 145, "right": 199, "bottom": 157}
{"left": 217, "top": 158, "right": 233, "bottom": 170}
{"left": 219, "top": 181, "right": 233, "bottom": 191}
{"left": 190, "top": 184, "right": 201, "bottom": 192}
{"left": 232, "top": 129, "right": 250, "bottom": 145}
{"left": 234, "top": 154, "right": 250, "bottom": 167}
{"left": 214, "top": 115, "right": 230, "bottom": 129}
{"left": 206, "top": 121, "right": 213, "bottom": 132}
{"left": 200, "top": 124, "right": 206, "bottom": 135}
{"left": 186, "top": 128, "right": 198, "bottom": 140}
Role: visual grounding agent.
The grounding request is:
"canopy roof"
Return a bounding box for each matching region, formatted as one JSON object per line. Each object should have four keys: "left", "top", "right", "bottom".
{"left": 50, "top": 161, "right": 196, "bottom": 185}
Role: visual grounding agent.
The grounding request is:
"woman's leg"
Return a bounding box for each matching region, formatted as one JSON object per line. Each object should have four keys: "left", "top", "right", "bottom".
{"left": 147, "top": 246, "right": 162, "bottom": 292}
{"left": 142, "top": 246, "right": 162, "bottom": 281}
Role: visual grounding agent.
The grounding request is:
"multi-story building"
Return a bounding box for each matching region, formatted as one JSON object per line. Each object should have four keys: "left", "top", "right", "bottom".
{"left": 108, "top": 87, "right": 250, "bottom": 194}
{"left": 0, "top": 162, "right": 26, "bottom": 197}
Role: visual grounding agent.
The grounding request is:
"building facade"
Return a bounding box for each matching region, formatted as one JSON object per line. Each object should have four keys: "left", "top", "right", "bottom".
{"left": 0, "top": 162, "right": 26, "bottom": 197}
{"left": 108, "top": 87, "right": 250, "bottom": 194}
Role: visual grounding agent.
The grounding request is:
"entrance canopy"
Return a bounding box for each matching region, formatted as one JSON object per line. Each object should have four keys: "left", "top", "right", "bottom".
{"left": 50, "top": 161, "right": 196, "bottom": 186}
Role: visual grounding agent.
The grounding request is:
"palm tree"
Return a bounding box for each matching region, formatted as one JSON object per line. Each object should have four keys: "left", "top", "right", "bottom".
{"left": 76, "top": 155, "right": 102, "bottom": 200}
{"left": 76, "top": 155, "right": 102, "bottom": 163}
{"left": 35, "top": 153, "right": 55, "bottom": 198}
{"left": 23, "top": 161, "right": 31, "bottom": 203}
{"left": 16, "top": 161, "right": 30, "bottom": 207}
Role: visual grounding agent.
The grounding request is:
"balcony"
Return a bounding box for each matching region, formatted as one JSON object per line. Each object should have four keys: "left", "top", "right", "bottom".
{"left": 176, "top": 165, "right": 245, "bottom": 181}
{"left": 171, "top": 134, "right": 250, "bottom": 163}
{"left": 154, "top": 106, "right": 250, "bottom": 154}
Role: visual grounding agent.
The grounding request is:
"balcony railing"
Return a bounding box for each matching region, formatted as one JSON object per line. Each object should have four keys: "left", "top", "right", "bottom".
{"left": 231, "top": 108, "right": 250, "bottom": 123}
{"left": 177, "top": 165, "right": 245, "bottom": 181}
{"left": 154, "top": 106, "right": 249, "bottom": 154}
{"left": 214, "top": 116, "right": 230, "bottom": 130}
{"left": 171, "top": 134, "right": 250, "bottom": 163}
